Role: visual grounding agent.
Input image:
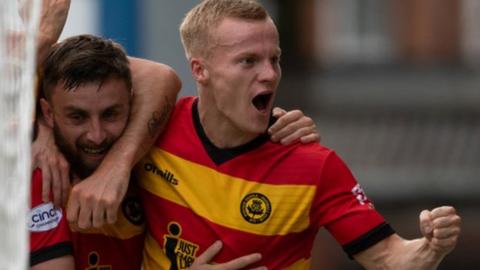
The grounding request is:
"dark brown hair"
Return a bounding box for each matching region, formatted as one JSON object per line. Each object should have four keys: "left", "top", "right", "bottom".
{"left": 41, "top": 34, "right": 132, "bottom": 100}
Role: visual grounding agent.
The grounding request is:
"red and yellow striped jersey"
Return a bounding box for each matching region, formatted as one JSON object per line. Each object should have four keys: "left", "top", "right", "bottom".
{"left": 29, "top": 169, "right": 146, "bottom": 270}
{"left": 138, "top": 97, "right": 393, "bottom": 270}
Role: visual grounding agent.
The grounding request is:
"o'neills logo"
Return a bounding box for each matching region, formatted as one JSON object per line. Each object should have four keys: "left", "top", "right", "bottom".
{"left": 144, "top": 162, "right": 178, "bottom": 185}
{"left": 28, "top": 202, "right": 62, "bottom": 232}
{"left": 240, "top": 193, "right": 271, "bottom": 224}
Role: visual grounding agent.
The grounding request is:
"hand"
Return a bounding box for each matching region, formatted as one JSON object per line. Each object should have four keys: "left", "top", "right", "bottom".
{"left": 189, "top": 241, "right": 267, "bottom": 270}
{"left": 419, "top": 206, "right": 461, "bottom": 256}
{"left": 67, "top": 163, "right": 130, "bottom": 229}
{"left": 268, "top": 107, "right": 319, "bottom": 145}
{"left": 354, "top": 206, "right": 461, "bottom": 270}
{"left": 31, "top": 120, "right": 70, "bottom": 207}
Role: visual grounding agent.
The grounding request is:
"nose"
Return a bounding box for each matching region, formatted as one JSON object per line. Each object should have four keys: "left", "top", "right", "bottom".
{"left": 258, "top": 60, "right": 280, "bottom": 83}
{"left": 85, "top": 118, "right": 107, "bottom": 145}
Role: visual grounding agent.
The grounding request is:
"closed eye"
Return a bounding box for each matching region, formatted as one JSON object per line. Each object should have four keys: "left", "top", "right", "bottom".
{"left": 67, "top": 112, "right": 87, "bottom": 124}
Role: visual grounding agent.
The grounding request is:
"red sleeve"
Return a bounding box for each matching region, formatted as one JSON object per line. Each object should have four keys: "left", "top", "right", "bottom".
{"left": 29, "top": 169, "right": 72, "bottom": 266}
{"left": 313, "top": 152, "right": 394, "bottom": 256}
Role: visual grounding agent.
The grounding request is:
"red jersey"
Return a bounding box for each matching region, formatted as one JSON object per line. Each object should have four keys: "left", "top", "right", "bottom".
{"left": 30, "top": 169, "right": 72, "bottom": 266}
{"left": 29, "top": 169, "right": 146, "bottom": 269}
{"left": 137, "top": 97, "right": 394, "bottom": 269}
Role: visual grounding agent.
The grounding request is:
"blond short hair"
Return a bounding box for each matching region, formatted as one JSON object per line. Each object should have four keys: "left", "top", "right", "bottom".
{"left": 180, "top": 0, "right": 268, "bottom": 59}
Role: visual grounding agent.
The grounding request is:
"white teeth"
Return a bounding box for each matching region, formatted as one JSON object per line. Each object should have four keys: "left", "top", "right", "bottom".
{"left": 82, "top": 147, "right": 106, "bottom": 154}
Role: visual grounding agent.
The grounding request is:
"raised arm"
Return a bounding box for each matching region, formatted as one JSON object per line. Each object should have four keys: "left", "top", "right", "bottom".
{"left": 35, "top": 0, "right": 70, "bottom": 66}
{"left": 67, "top": 58, "right": 181, "bottom": 229}
{"left": 30, "top": 0, "right": 71, "bottom": 206}
{"left": 15, "top": 0, "right": 70, "bottom": 66}
{"left": 354, "top": 206, "right": 461, "bottom": 270}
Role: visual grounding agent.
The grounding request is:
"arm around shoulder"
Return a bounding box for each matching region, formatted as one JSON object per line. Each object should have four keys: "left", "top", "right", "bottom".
{"left": 126, "top": 57, "right": 181, "bottom": 158}
{"left": 105, "top": 57, "right": 181, "bottom": 168}
{"left": 67, "top": 58, "right": 181, "bottom": 229}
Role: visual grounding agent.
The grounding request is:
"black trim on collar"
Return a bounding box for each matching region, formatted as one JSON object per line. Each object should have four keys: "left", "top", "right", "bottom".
{"left": 342, "top": 222, "right": 395, "bottom": 258}
{"left": 30, "top": 241, "right": 73, "bottom": 266}
{"left": 192, "top": 99, "right": 270, "bottom": 165}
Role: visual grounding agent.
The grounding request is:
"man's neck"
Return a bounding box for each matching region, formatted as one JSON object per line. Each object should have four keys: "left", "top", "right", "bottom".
{"left": 197, "top": 98, "right": 258, "bottom": 148}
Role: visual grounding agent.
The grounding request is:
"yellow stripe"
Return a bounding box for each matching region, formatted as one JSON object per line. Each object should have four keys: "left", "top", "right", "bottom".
{"left": 143, "top": 233, "right": 170, "bottom": 270}
{"left": 138, "top": 148, "right": 316, "bottom": 236}
{"left": 142, "top": 232, "right": 312, "bottom": 270}
{"left": 285, "top": 258, "right": 311, "bottom": 270}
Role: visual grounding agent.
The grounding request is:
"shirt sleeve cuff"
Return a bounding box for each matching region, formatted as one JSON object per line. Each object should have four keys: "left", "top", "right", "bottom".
{"left": 342, "top": 222, "right": 395, "bottom": 258}
{"left": 30, "top": 241, "right": 73, "bottom": 266}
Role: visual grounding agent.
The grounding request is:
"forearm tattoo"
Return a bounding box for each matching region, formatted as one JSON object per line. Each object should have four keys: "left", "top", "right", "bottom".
{"left": 147, "top": 97, "right": 173, "bottom": 138}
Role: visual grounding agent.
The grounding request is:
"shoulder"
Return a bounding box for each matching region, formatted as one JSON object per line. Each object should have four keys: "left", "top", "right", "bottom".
{"left": 275, "top": 142, "right": 336, "bottom": 165}
{"left": 176, "top": 96, "right": 196, "bottom": 109}
{"left": 256, "top": 142, "right": 338, "bottom": 181}
{"left": 169, "top": 96, "right": 197, "bottom": 123}
{"left": 293, "top": 142, "right": 333, "bottom": 156}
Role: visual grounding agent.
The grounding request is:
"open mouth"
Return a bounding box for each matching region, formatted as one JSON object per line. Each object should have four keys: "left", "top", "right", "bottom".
{"left": 80, "top": 144, "right": 109, "bottom": 157}
{"left": 252, "top": 93, "right": 273, "bottom": 112}
{"left": 82, "top": 147, "right": 108, "bottom": 155}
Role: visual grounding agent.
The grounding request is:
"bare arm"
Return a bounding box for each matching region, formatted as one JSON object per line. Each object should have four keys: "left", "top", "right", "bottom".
{"left": 109, "top": 57, "right": 180, "bottom": 165}
{"left": 35, "top": 0, "right": 70, "bottom": 66}
{"left": 16, "top": 0, "right": 69, "bottom": 66}
{"left": 32, "top": 119, "right": 70, "bottom": 206}
{"left": 67, "top": 58, "right": 181, "bottom": 229}
{"left": 354, "top": 206, "right": 461, "bottom": 270}
{"left": 30, "top": 255, "right": 74, "bottom": 270}
{"left": 29, "top": 0, "right": 71, "bottom": 207}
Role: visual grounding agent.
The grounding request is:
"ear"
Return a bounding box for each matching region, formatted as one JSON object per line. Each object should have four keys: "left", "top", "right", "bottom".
{"left": 190, "top": 57, "right": 209, "bottom": 84}
{"left": 39, "top": 98, "right": 54, "bottom": 128}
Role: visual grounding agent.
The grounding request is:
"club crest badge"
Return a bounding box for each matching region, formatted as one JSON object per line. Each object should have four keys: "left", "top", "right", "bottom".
{"left": 122, "top": 197, "right": 145, "bottom": 226}
{"left": 240, "top": 192, "right": 271, "bottom": 224}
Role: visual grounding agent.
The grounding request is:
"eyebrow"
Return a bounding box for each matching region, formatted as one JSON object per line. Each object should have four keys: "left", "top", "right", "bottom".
{"left": 60, "top": 104, "right": 125, "bottom": 114}
{"left": 61, "top": 105, "right": 86, "bottom": 113}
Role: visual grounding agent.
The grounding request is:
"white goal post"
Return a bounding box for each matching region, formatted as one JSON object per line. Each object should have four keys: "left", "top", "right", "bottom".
{"left": 0, "top": 0, "right": 40, "bottom": 269}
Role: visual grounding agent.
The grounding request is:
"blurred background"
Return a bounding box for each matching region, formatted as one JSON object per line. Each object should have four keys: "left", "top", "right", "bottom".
{"left": 61, "top": 0, "right": 479, "bottom": 269}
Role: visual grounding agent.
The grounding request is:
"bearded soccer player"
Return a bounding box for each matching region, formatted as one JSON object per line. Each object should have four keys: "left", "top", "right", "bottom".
{"left": 30, "top": 34, "right": 169, "bottom": 270}
{"left": 135, "top": 1, "right": 462, "bottom": 269}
